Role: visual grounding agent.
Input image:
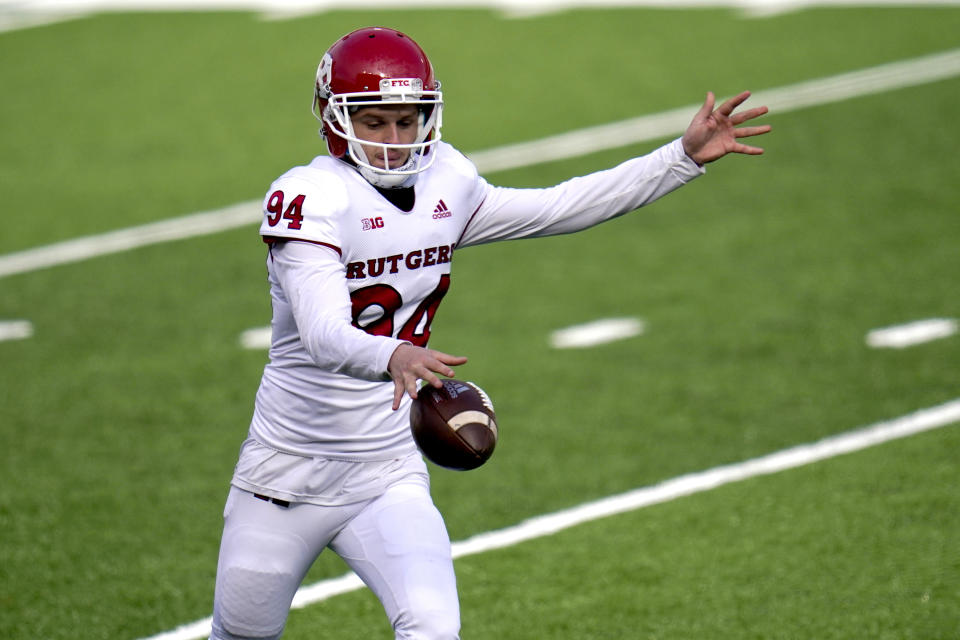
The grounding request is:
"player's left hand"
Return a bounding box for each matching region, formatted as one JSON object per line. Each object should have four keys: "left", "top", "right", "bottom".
{"left": 682, "top": 91, "right": 771, "bottom": 165}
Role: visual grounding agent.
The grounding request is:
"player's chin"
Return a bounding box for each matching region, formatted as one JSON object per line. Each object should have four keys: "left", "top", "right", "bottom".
{"left": 373, "top": 154, "right": 409, "bottom": 170}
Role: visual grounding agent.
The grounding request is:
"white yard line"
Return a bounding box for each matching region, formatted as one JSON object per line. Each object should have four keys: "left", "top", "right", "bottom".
{"left": 549, "top": 317, "right": 645, "bottom": 348}
{"left": 467, "top": 47, "right": 960, "bottom": 172}
{"left": 867, "top": 318, "right": 958, "bottom": 348}
{"left": 0, "top": 201, "right": 260, "bottom": 280}
{"left": 139, "top": 396, "right": 960, "bottom": 640}
{"left": 2, "top": 47, "right": 960, "bottom": 280}
{"left": 0, "top": 319, "right": 33, "bottom": 342}
{"left": 239, "top": 317, "right": 650, "bottom": 351}
{"left": 2, "top": 1, "right": 960, "bottom": 32}
{"left": 239, "top": 326, "right": 273, "bottom": 349}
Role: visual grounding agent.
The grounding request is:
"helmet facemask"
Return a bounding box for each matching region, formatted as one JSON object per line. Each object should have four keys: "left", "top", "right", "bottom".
{"left": 314, "top": 75, "right": 443, "bottom": 189}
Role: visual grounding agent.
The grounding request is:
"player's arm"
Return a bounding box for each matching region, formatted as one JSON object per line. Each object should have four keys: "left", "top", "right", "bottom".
{"left": 272, "top": 240, "right": 406, "bottom": 381}
{"left": 457, "top": 91, "right": 769, "bottom": 247}
{"left": 274, "top": 241, "right": 466, "bottom": 404}
{"left": 458, "top": 138, "right": 703, "bottom": 247}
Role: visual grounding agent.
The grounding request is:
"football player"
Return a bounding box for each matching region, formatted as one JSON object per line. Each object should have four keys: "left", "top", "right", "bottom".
{"left": 209, "top": 26, "right": 770, "bottom": 640}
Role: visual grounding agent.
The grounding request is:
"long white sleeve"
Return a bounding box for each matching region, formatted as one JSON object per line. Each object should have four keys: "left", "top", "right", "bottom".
{"left": 269, "top": 240, "right": 405, "bottom": 382}
{"left": 458, "top": 138, "right": 703, "bottom": 247}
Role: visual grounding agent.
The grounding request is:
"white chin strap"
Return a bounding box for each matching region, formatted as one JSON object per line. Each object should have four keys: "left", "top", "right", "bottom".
{"left": 335, "top": 107, "right": 439, "bottom": 189}
{"left": 352, "top": 151, "right": 421, "bottom": 189}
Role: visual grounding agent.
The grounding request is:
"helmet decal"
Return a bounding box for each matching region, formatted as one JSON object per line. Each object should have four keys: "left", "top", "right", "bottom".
{"left": 316, "top": 53, "right": 333, "bottom": 99}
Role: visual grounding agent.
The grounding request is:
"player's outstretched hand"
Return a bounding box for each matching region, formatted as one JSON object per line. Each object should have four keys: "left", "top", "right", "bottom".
{"left": 388, "top": 343, "right": 469, "bottom": 410}
{"left": 682, "top": 91, "right": 771, "bottom": 165}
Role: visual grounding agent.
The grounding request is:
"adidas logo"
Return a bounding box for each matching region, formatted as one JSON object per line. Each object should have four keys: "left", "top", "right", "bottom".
{"left": 444, "top": 380, "right": 471, "bottom": 398}
{"left": 432, "top": 199, "right": 452, "bottom": 219}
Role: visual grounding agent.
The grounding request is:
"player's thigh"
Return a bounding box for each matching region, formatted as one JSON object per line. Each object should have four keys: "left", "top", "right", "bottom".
{"left": 212, "top": 487, "right": 361, "bottom": 639}
{"left": 330, "top": 479, "right": 459, "bottom": 639}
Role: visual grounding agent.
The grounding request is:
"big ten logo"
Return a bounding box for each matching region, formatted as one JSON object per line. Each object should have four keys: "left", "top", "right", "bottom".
{"left": 362, "top": 217, "right": 385, "bottom": 231}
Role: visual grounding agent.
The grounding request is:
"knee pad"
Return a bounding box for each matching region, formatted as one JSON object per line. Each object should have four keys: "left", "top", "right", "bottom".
{"left": 213, "top": 526, "right": 309, "bottom": 640}
{"left": 214, "top": 565, "right": 290, "bottom": 639}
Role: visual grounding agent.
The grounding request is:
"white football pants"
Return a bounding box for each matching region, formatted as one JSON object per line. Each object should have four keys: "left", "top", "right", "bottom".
{"left": 210, "top": 479, "right": 460, "bottom": 640}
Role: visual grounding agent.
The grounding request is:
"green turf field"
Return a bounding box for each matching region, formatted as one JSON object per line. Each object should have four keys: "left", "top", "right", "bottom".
{"left": 1, "top": 5, "right": 959, "bottom": 639}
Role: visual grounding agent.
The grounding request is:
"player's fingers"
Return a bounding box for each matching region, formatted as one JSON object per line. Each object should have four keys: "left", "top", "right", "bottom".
{"left": 414, "top": 357, "right": 449, "bottom": 382}
{"left": 432, "top": 351, "right": 469, "bottom": 366}
{"left": 732, "top": 142, "right": 765, "bottom": 155}
{"left": 423, "top": 350, "right": 468, "bottom": 379}
{"left": 697, "top": 91, "right": 716, "bottom": 119}
{"left": 402, "top": 369, "right": 431, "bottom": 405}
{"left": 392, "top": 378, "right": 407, "bottom": 411}
{"left": 730, "top": 105, "right": 769, "bottom": 125}
{"left": 419, "top": 366, "right": 445, "bottom": 389}
{"left": 718, "top": 90, "right": 751, "bottom": 116}
{"left": 734, "top": 124, "right": 772, "bottom": 138}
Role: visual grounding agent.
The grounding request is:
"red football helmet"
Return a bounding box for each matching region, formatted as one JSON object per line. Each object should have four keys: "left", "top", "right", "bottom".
{"left": 313, "top": 27, "right": 443, "bottom": 187}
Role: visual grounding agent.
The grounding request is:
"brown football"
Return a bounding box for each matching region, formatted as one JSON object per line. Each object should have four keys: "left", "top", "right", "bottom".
{"left": 409, "top": 379, "right": 498, "bottom": 471}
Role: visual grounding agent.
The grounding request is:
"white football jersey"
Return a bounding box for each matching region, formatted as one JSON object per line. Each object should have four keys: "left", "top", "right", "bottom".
{"left": 247, "top": 139, "right": 702, "bottom": 463}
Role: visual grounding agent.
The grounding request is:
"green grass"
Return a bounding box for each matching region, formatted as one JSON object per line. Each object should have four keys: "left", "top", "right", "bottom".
{"left": 285, "top": 425, "right": 960, "bottom": 639}
{"left": 1, "top": 6, "right": 959, "bottom": 640}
